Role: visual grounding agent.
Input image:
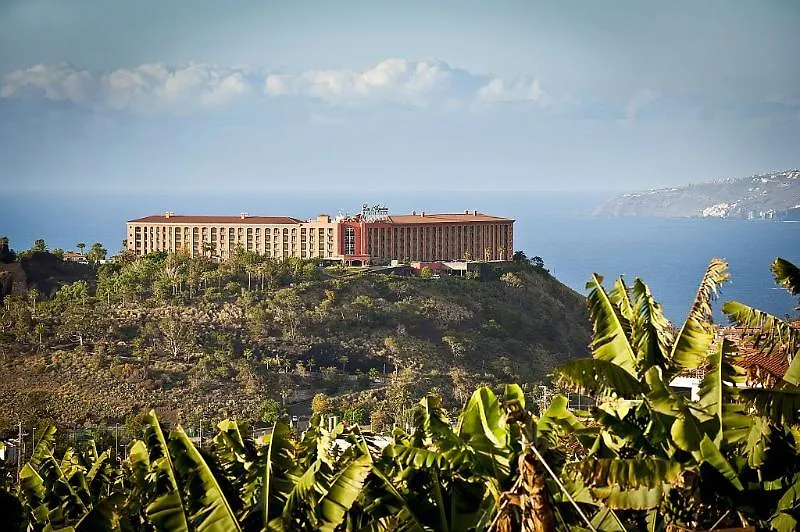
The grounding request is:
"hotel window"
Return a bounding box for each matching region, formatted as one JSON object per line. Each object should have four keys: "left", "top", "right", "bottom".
{"left": 344, "top": 226, "right": 356, "bottom": 255}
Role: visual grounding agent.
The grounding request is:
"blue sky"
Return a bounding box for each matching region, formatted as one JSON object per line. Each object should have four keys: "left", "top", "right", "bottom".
{"left": 1, "top": 0, "right": 798, "bottom": 192}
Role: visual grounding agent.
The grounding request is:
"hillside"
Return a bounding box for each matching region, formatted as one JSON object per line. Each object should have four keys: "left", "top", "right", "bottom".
{"left": 595, "top": 169, "right": 800, "bottom": 219}
{"left": 0, "top": 252, "right": 95, "bottom": 301}
{"left": 0, "top": 252, "right": 590, "bottom": 429}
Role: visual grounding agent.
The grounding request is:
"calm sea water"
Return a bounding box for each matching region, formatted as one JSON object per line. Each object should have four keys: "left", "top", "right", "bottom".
{"left": 1, "top": 190, "right": 797, "bottom": 324}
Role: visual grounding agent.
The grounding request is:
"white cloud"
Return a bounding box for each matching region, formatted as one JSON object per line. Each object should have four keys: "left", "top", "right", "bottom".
{"left": 1, "top": 63, "right": 96, "bottom": 103}
{"left": 265, "top": 74, "right": 290, "bottom": 96}
{"left": 477, "top": 78, "right": 546, "bottom": 104}
{"left": 276, "top": 58, "right": 461, "bottom": 107}
{"left": 1, "top": 59, "right": 551, "bottom": 114}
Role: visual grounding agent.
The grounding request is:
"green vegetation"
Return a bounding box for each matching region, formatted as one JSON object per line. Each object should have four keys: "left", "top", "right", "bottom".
{"left": 0, "top": 236, "right": 17, "bottom": 264}
{"left": 0, "top": 240, "right": 587, "bottom": 430}
{"left": 1, "top": 255, "right": 798, "bottom": 530}
{"left": 4, "top": 229, "right": 798, "bottom": 529}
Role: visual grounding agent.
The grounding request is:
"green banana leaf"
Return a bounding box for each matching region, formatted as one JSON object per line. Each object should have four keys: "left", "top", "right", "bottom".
{"left": 772, "top": 257, "right": 800, "bottom": 296}
{"left": 631, "top": 278, "right": 673, "bottom": 372}
{"left": 316, "top": 453, "right": 372, "bottom": 532}
{"left": 697, "top": 338, "right": 744, "bottom": 444}
{"left": 567, "top": 457, "right": 682, "bottom": 489}
{"left": 585, "top": 273, "right": 638, "bottom": 375}
{"left": 142, "top": 410, "right": 190, "bottom": 532}
{"left": 669, "top": 258, "right": 728, "bottom": 371}
{"left": 168, "top": 427, "right": 242, "bottom": 531}
{"left": 698, "top": 434, "right": 743, "bottom": 491}
{"left": 555, "top": 358, "right": 647, "bottom": 399}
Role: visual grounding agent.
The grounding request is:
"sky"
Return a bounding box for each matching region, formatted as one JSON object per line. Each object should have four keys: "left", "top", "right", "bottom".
{"left": 1, "top": 0, "right": 799, "bottom": 193}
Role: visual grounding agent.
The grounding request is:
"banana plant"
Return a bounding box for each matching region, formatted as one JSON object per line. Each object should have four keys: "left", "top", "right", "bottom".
{"left": 551, "top": 259, "right": 758, "bottom": 529}
{"left": 16, "top": 425, "right": 124, "bottom": 531}
{"left": 552, "top": 258, "right": 800, "bottom": 530}
{"left": 377, "top": 388, "right": 515, "bottom": 531}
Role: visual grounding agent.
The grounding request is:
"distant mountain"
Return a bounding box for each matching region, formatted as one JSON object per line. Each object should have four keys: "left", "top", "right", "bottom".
{"left": 595, "top": 169, "right": 800, "bottom": 220}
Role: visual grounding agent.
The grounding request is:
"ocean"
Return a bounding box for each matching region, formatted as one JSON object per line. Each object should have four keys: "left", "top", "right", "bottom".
{"left": 1, "top": 190, "right": 797, "bottom": 324}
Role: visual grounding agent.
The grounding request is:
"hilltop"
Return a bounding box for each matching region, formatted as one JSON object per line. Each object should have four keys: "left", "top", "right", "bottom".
{"left": 595, "top": 169, "right": 800, "bottom": 220}
{"left": 0, "top": 251, "right": 590, "bottom": 429}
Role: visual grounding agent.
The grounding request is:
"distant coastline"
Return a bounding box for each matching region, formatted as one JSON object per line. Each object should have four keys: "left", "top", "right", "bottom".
{"left": 594, "top": 169, "right": 800, "bottom": 221}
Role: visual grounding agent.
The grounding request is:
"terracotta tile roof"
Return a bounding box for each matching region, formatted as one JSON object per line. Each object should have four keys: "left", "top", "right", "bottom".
{"left": 385, "top": 212, "right": 513, "bottom": 225}
{"left": 721, "top": 325, "right": 798, "bottom": 381}
{"left": 676, "top": 326, "right": 796, "bottom": 382}
{"left": 128, "top": 215, "right": 304, "bottom": 225}
{"left": 737, "top": 352, "right": 789, "bottom": 379}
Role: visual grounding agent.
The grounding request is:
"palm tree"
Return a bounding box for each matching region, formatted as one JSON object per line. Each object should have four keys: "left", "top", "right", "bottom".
{"left": 76, "top": 242, "right": 86, "bottom": 256}
{"left": 201, "top": 241, "right": 214, "bottom": 259}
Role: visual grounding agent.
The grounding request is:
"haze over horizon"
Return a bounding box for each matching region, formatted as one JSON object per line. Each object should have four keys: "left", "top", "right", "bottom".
{"left": 1, "top": 1, "right": 799, "bottom": 193}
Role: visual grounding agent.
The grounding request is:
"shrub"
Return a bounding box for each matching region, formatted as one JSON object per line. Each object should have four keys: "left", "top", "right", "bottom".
{"left": 259, "top": 398, "right": 285, "bottom": 424}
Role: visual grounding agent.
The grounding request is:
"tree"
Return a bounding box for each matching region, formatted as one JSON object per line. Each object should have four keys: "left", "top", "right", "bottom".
{"left": 0, "top": 236, "right": 17, "bottom": 263}
{"left": 531, "top": 255, "right": 545, "bottom": 270}
{"left": 152, "top": 311, "right": 195, "bottom": 361}
{"left": 311, "top": 393, "right": 332, "bottom": 415}
{"left": 512, "top": 250, "right": 528, "bottom": 263}
{"left": 32, "top": 239, "right": 46, "bottom": 252}
{"left": 201, "top": 241, "right": 214, "bottom": 259}
{"left": 260, "top": 398, "right": 285, "bottom": 424}
{"left": 350, "top": 294, "right": 375, "bottom": 321}
{"left": 34, "top": 322, "right": 46, "bottom": 351}
{"left": 549, "top": 258, "right": 800, "bottom": 530}
{"left": 338, "top": 355, "right": 349, "bottom": 372}
{"left": 270, "top": 289, "right": 304, "bottom": 340}
{"left": 27, "top": 288, "right": 39, "bottom": 315}
{"left": 86, "top": 242, "right": 107, "bottom": 264}
{"left": 76, "top": 242, "right": 86, "bottom": 255}
{"left": 54, "top": 281, "right": 101, "bottom": 346}
{"left": 419, "top": 266, "right": 433, "bottom": 279}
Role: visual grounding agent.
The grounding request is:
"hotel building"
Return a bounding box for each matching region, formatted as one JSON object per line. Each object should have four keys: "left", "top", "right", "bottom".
{"left": 126, "top": 208, "right": 513, "bottom": 265}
